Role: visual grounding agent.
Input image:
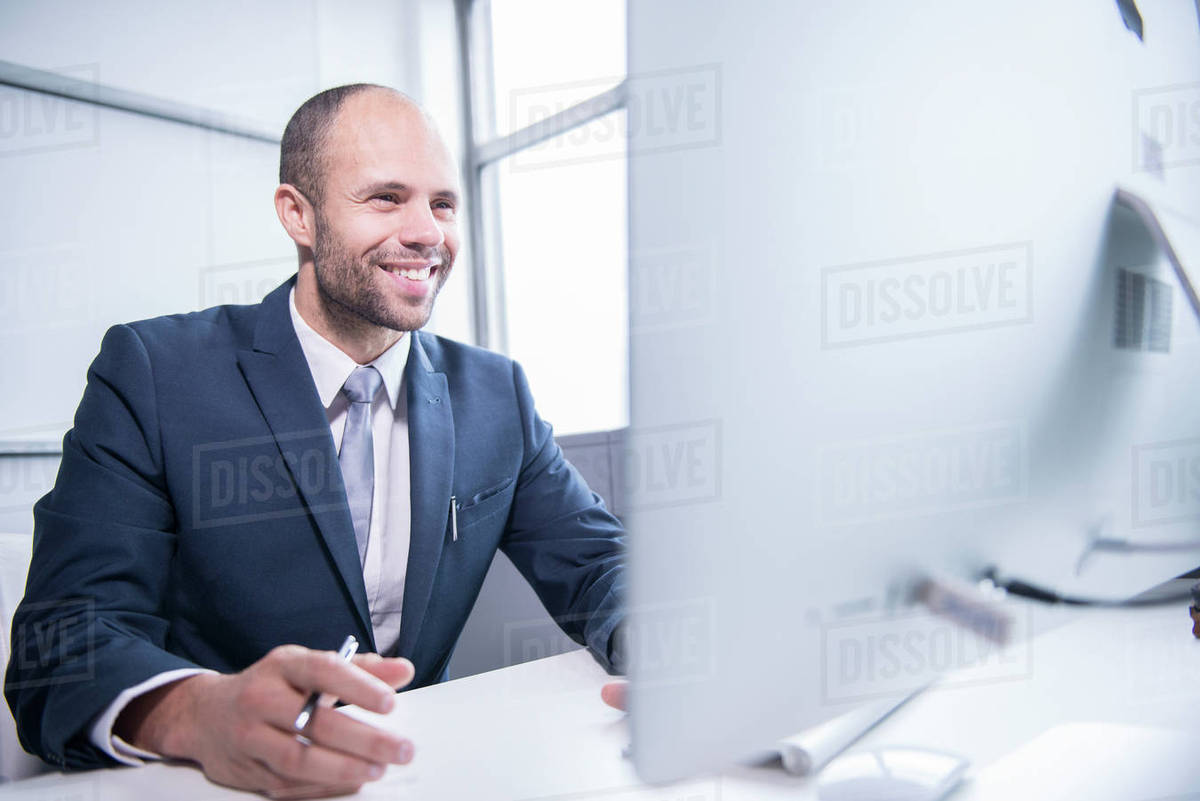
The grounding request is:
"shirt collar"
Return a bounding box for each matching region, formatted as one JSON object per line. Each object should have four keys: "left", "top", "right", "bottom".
{"left": 288, "top": 286, "right": 409, "bottom": 410}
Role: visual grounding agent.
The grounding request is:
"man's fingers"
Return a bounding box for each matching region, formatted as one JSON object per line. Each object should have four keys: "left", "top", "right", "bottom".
{"left": 263, "top": 704, "right": 413, "bottom": 767}
{"left": 246, "top": 723, "right": 384, "bottom": 790}
{"left": 350, "top": 652, "right": 415, "bottom": 690}
{"left": 271, "top": 647, "right": 396, "bottom": 714}
{"left": 600, "top": 681, "right": 627, "bottom": 711}
{"left": 254, "top": 756, "right": 363, "bottom": 801}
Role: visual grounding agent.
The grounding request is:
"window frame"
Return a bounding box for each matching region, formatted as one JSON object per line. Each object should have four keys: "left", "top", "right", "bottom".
{"left": 453, "top": 0, "right": 628, "bottom": 353}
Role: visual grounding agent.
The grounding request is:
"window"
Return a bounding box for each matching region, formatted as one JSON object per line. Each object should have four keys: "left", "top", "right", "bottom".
{"left": 460, "top": 0, "right": 628, "bottom": 436}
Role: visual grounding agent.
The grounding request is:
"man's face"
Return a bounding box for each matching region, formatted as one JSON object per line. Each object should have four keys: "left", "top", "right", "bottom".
{"left": 308, "top": 93, "right": 461, "bottom": 332}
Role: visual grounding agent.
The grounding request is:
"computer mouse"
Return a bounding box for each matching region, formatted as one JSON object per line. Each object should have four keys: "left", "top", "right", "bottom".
{"left": 816, "top": 747, "right": 969, "bottom": 801}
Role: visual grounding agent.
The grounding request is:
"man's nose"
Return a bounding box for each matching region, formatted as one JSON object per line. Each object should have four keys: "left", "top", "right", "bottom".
{"left": 396, "top": 200, "right": 445, "bottom": 251}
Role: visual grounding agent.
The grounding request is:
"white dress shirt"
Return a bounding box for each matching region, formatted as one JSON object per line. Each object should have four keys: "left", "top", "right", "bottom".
{"left": 90, "top": 287, "right": 413, "bottom": 764}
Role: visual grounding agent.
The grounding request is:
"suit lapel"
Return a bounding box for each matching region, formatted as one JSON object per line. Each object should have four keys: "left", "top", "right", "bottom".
{"left": 235, "top": 278, "right": 376, "bottom": 651}
{"left": 396, "top": 332, "right": 454, "bottom": 659}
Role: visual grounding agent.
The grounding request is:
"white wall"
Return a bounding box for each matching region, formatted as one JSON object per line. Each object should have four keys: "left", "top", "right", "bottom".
{"left": 0, "top": 0, "right": 471, "bottom": 532}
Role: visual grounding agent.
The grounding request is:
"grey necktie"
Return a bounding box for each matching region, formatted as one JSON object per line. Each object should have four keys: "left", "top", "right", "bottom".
{"left": 339, "top": 365, "right": 383, "bottom": 566}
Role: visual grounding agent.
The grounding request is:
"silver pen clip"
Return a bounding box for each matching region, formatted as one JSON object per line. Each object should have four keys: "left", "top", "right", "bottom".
{"left": 450, "top": 496, "right": 458, "bottom": 542}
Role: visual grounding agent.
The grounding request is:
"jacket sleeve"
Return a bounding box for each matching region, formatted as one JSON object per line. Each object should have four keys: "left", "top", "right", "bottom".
{"left": 4, "top": 324, "right": 203, "bottom": 769}
{"left": 498, "top": 360, "right": 626, "bottom": 675}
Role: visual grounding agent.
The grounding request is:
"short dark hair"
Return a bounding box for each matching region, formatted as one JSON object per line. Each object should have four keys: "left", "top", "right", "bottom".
{"left": 278, "top": 83, "right": 390, "bottom": 206}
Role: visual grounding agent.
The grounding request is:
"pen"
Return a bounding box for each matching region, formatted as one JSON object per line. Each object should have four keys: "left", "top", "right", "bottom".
{"left": 293, "top": 634, "right": 359, "bottom": 732}
{"left": 450, "top": 496, "right": 458, "bottom": 542}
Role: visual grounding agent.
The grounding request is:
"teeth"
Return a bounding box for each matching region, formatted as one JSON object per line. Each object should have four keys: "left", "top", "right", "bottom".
{"left": 390, "top": 265, "right": 432, "bottom": 281}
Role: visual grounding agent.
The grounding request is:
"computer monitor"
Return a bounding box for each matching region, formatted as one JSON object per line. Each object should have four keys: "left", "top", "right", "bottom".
{"left": 622, "top": 0, "right": 1200, "bottom": 783}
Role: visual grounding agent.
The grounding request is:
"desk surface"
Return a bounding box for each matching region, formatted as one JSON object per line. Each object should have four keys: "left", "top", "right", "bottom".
{"left": 4, "top": 587, "right": 1199, "bottom": 800}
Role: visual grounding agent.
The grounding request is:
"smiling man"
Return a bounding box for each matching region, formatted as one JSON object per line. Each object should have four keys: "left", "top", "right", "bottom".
{"left": 292, "top": 88, "right": 457, "bottom": 358}
{"left": 5, "top": 85, "right": 626, "bottom": 798}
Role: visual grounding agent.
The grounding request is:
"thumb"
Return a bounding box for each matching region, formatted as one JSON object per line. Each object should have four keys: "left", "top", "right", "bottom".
{"left": 600, "top": 680, "right": 627, "bottom": 711}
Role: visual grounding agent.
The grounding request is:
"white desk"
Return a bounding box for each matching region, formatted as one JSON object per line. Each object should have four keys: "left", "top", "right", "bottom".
{"left": 3, "top": 586, "right": 1199, "bottom": 800}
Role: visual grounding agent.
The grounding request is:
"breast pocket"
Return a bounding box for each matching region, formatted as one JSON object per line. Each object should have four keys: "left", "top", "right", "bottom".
{"left": 454, "top": 476, "right": 516, "bottom": 533}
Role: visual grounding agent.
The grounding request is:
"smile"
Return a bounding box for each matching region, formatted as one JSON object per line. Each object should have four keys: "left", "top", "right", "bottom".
{"left": 379, "top": 262, "right": 439, "bottom": 282}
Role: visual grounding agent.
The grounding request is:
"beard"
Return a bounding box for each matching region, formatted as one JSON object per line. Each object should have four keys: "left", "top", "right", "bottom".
{"left": 310, "top": 206, "right": 453, "bottom": 333}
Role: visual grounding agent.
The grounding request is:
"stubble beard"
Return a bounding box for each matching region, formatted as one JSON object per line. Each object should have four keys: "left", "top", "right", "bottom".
{"left": 310, "top": 206, "right": 452, "bottom": 335}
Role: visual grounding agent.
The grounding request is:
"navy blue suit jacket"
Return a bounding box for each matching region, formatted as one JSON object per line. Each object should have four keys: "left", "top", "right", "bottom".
{"left": 4, "top": 276, "right": 625, "bottom": 769}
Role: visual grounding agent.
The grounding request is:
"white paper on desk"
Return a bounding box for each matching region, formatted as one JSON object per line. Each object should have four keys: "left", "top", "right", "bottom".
{"left": 963, "top": 722, "right": 1200, "bottom": 801}
{"left": 337, "top": 651, "right": 644, "bottom": 801}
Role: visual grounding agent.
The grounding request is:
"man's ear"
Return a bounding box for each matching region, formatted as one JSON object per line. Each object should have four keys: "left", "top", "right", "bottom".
{"left": 274, "top": 184, "right": 317, "bottom": 249}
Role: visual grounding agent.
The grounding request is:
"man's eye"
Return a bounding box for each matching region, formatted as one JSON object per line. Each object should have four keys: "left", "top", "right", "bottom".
{"left": 373, "top": 194, "right": 399, "bottom": 204}
{"left": 433, "top": 201, "right": 456, "bottom": 213}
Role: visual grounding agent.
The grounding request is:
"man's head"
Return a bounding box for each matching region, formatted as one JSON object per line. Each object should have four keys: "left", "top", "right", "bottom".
{"left": 276, "top": 84, "right": 460, "bottom": 339}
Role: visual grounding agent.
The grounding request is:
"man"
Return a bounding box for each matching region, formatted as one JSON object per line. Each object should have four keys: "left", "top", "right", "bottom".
{"left": 5, "top": 84, "right": 627, "bottom": 798}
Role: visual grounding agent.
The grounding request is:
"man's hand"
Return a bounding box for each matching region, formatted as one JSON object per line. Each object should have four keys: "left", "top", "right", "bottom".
{"left": 600, "top": 680, "right": 627, "bottom": 712}
{"left": 115, "top": 645, "right": 415, "bottom": 799}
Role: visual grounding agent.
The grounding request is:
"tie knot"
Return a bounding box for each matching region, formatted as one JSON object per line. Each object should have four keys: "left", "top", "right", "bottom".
{"left": 341, "top": 365, "right": 383, "bottom": 405}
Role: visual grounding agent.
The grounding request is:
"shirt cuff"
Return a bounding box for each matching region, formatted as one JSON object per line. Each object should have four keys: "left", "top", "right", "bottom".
{"left": 89, "top": 667, "right": 217, "bottom": 765}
